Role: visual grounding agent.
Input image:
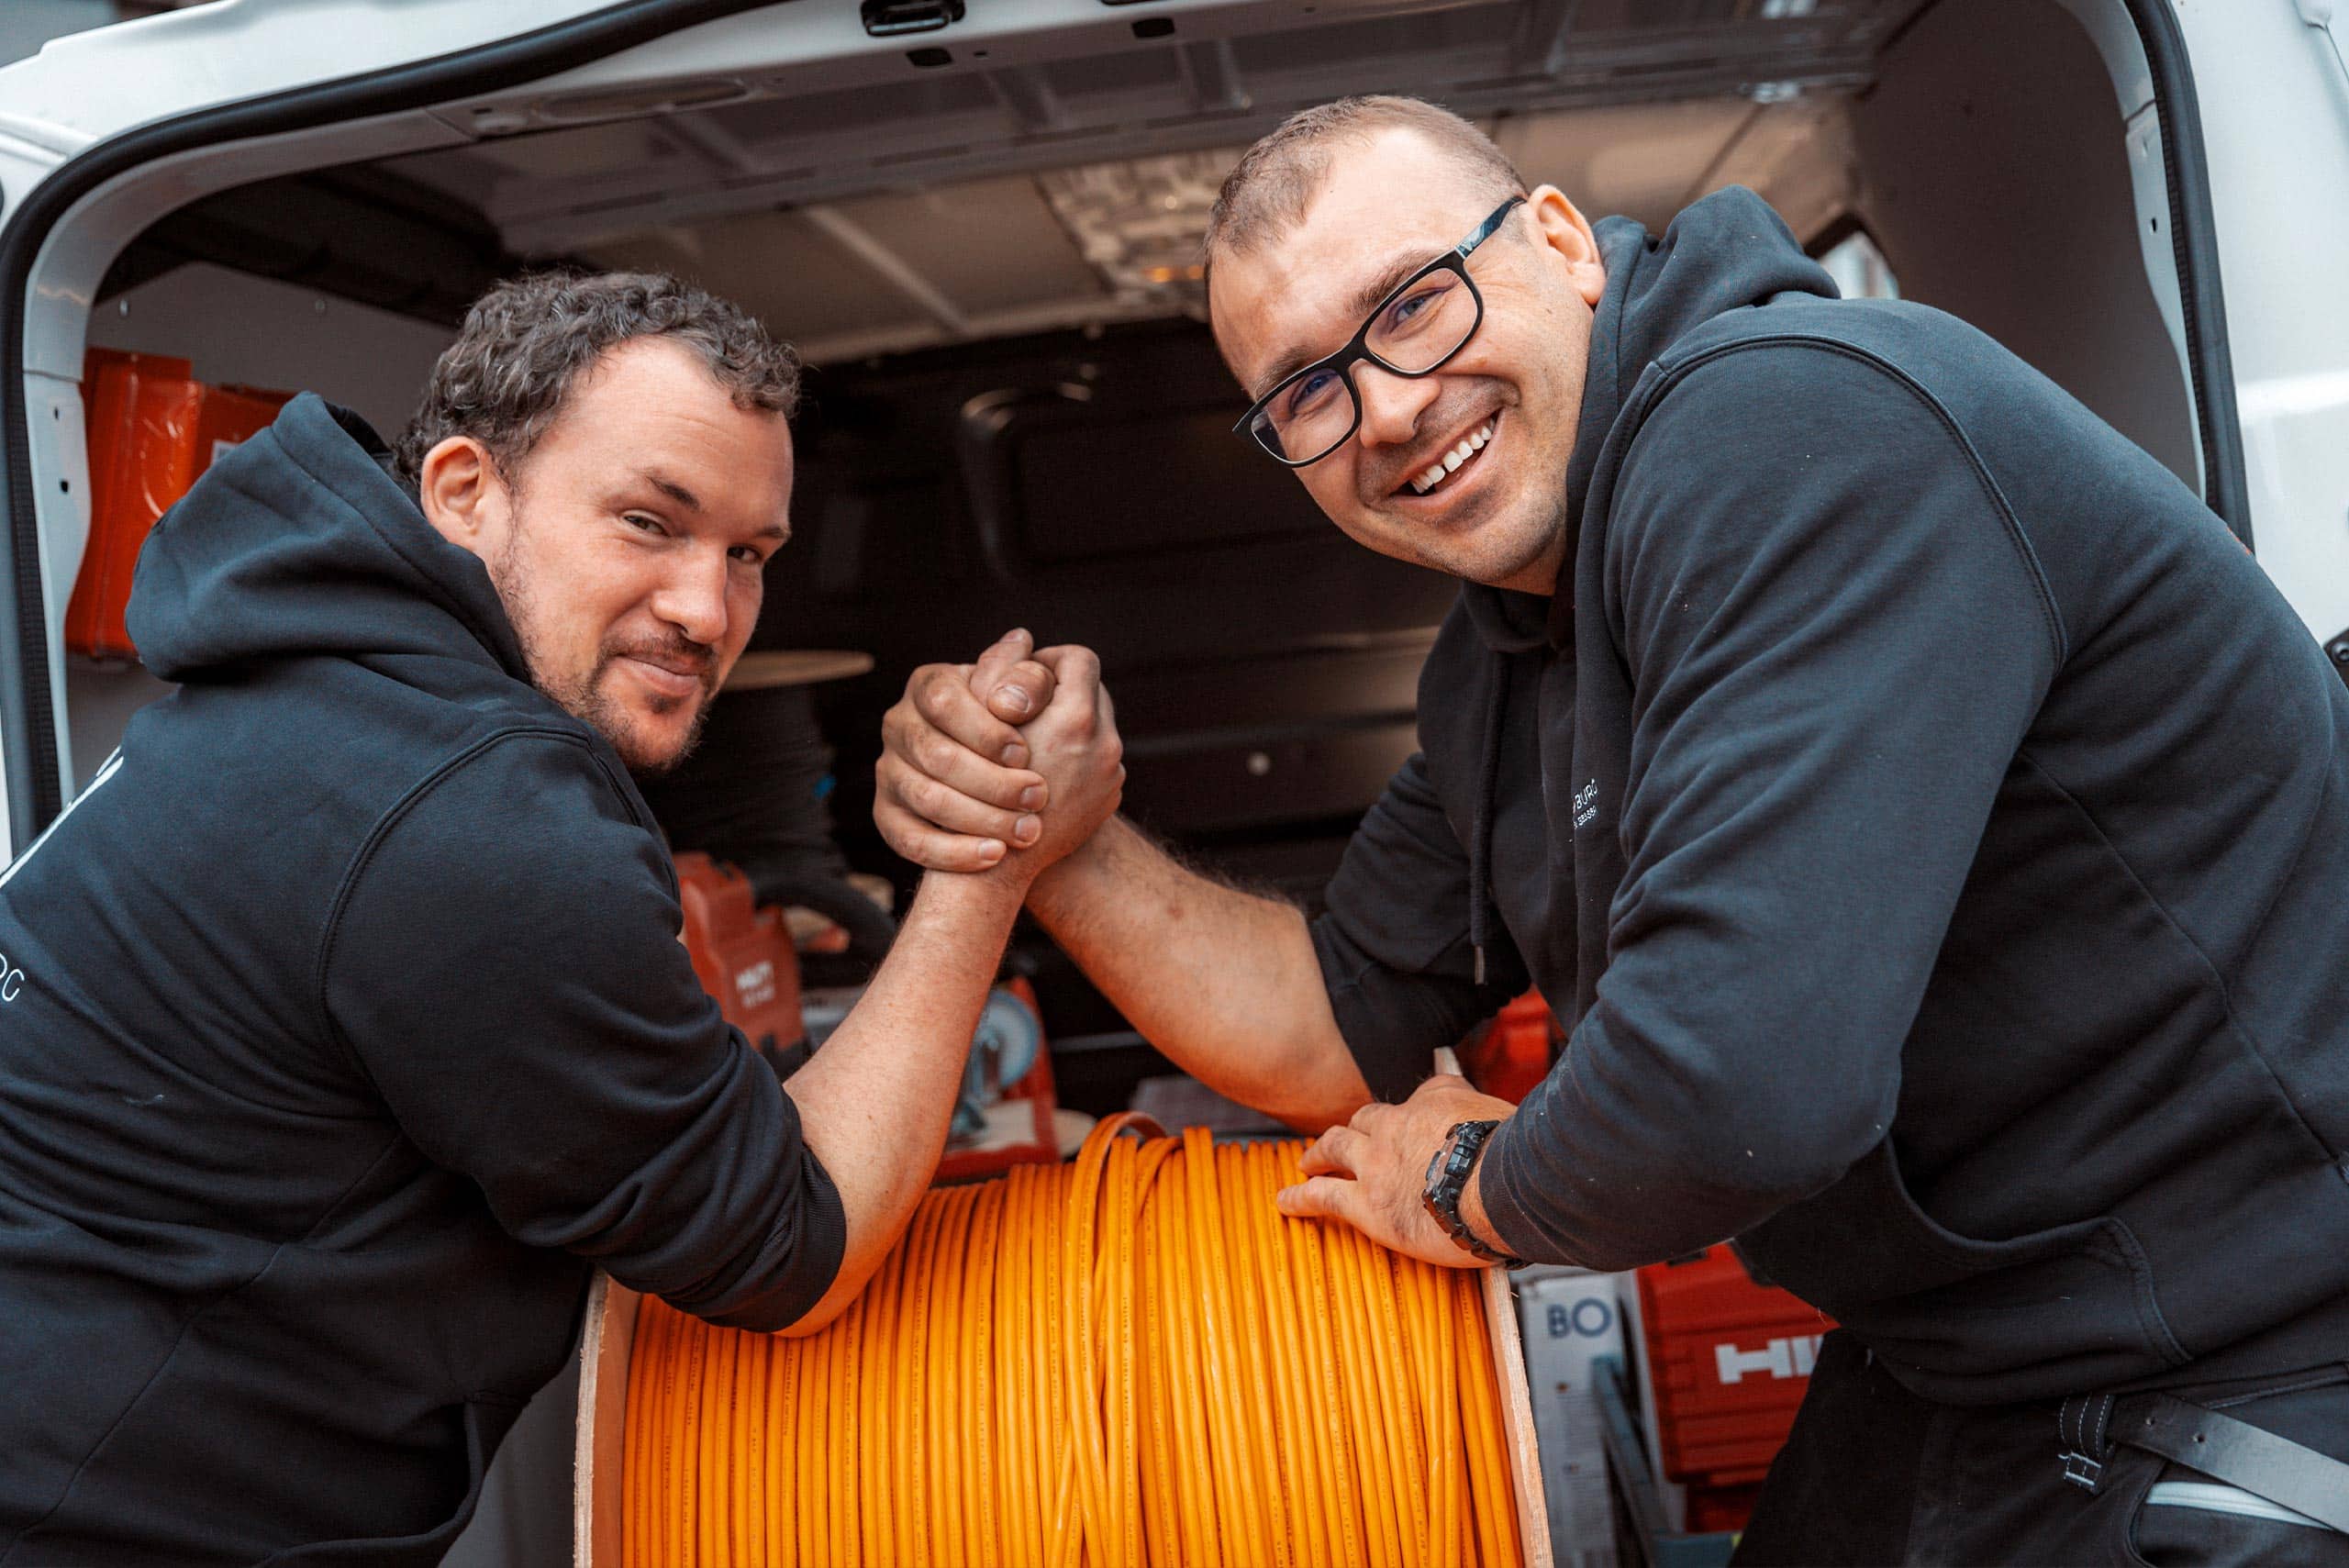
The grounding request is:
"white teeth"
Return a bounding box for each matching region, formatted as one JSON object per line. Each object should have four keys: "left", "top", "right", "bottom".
{"left": 1407, "top": 419, "right": 1497, "bottom": 495}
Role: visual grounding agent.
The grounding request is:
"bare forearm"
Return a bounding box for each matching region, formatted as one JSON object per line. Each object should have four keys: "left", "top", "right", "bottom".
{"left": 1026, "top": 816, "right": 1372, "bottom": 1132}
{"left": 780, "top": 871, "right": 1021, "bottom": 1331}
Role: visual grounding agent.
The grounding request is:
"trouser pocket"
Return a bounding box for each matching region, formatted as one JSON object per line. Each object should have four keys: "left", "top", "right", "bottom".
{"left": 2092, "top": 1372, "right": 2349, "bottom": 1567}
{"left": 2132, "top": 1477, "right": 2349, "bottom": 1567}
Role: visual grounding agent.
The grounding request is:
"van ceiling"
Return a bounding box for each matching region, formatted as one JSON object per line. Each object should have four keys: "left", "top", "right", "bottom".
{"left": 359, "top": 0, "right": 1922, "bottom": 363}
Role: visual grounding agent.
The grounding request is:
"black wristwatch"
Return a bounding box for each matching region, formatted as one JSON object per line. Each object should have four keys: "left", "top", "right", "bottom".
{"left": 1422, "top": 1118, "right": 1525, "bottom": 1268}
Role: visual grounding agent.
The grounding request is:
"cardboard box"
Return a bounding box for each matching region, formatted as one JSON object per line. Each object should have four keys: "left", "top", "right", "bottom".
{"left": 1517, "top": 1266, "right": 1629, "bottom": 1568}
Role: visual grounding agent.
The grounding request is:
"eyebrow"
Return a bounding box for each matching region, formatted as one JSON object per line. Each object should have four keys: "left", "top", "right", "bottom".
{"left": 642, "top": 471, "right": 703, "bottom": 512}
{"left": 1249, "top": 244, "right": 1440, "bottom": 401}
{"left": 635, "top": 470, "right": 788, "bottom": 541}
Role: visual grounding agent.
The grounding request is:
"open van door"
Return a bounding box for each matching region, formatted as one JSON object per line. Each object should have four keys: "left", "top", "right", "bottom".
{"left": 2158, "top": 1, "right": 2349, "bottom": 663}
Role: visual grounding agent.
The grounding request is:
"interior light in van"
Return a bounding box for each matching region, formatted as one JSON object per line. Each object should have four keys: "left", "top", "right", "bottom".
{"left": 1040, "top": 152, "right": 1234, "bottom": 302}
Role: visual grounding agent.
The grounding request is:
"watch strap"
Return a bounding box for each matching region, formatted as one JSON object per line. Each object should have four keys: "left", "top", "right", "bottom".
{"left": 1422, "top": 1118, "right": 1523, "bottom": 1267}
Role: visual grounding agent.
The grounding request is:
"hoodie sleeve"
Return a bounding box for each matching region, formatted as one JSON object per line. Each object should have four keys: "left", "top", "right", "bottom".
{"left": 320, "top": 731, "right": 844, "bottom": 1330}
{"left": 1311, "top": 751, "right": 1531, "bottom": 1103}
{"left": 1480, "top": 343, "right": 2064, "bottom": 1270}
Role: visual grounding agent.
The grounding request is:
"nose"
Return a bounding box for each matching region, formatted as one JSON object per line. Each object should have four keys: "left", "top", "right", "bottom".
{"left": 1351, "top": 361, "right": 1439, "bottom": 450}
{"left": 650, "top": 545, "right": 731, "bottom": 650}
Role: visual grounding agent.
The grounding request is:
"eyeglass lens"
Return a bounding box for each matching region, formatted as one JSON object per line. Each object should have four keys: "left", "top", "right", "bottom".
{"left": 1248, "top": 268, "right": 1480, "bottom": 462}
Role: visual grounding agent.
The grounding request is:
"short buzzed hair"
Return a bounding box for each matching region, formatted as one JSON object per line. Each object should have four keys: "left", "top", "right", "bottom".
{"left": 1203, "top": 95, "right": 1526, "bottom": 276}
{"left": 394, "top": 271, "right": 798, "bottom": 494}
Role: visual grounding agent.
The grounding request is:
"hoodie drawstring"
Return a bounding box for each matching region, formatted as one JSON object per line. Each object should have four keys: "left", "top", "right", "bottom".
{"left": 1467, "top": 653, "right": 1510, "bottom": 986}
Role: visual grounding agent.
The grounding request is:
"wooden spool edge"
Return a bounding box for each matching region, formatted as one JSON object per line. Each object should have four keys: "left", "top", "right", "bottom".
{"left": 576, "top": 1235, "right": 1554, "bottom": 1568}
{"left": 1485, "top": 1256, "right": 1557, "bottom": 1568}
{"left": 573, "top": 1273, "right": 639, "bottom": 1568}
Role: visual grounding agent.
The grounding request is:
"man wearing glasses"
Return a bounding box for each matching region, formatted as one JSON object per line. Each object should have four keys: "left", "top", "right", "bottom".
{"left": 878, "top": 97, "right": 2349, "bottom": 1561}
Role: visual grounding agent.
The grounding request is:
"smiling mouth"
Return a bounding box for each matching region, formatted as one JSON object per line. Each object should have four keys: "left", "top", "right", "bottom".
{"left": 619, "top": 654, "right": 710, "bottom": 698}
{"left": 1403, "top": 416, "right": 1497, "bottom": 496}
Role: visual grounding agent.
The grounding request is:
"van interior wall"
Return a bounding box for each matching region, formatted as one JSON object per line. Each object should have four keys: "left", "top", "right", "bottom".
{"left": 768, "top": 315, "right": 1456, "bottom": 1072}
{"left": 1852, "top": 0, "right": 2200, "bottom": 491}
{"left": 86, "top": 261, "right": 451, "bottom": 443}
{"left": 58, "top": 0, "right": 2208, "bottom": 1061}
{"left": 68, "top": 266, "right": 455, "bottom": 790}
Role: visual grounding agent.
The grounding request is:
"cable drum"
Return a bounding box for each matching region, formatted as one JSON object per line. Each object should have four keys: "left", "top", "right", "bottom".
{"left": 620, "top": 1116, "right": 1527, "bottom": 1567}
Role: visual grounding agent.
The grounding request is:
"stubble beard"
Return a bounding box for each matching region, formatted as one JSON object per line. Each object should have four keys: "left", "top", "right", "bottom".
{"left": 489, "top": 529, "right": 716, "bottom": 777}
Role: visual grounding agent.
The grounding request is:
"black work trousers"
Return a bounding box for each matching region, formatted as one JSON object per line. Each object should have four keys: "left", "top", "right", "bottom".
{"left": 1732, "top": 1331, "right": 2349, "bottom": 1566}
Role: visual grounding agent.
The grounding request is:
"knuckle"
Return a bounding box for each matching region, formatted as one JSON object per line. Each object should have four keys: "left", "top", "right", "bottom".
{"left": 907, "top": 775, "right": 959, "bottom": 824}
{"left": 918, "top": 670, "right": 965, "bottom": 715}
{"left": 915, "top": 734, "right": 957, "bottom": 777}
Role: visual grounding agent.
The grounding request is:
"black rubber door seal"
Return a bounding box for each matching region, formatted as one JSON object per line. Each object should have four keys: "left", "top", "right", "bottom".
{"left": 2121, "top": 0, "right": 2254, "bottom": 547}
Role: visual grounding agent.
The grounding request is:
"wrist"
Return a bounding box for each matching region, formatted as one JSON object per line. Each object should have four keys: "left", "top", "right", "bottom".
{"left": 914, "top": 866, "right": 1031, "bottom": 922}
{"left": 1026, "top": 815, "right": 1124, "bottom": 917}
{"left": 1423, "top": 1118, "right": 1524, "bottom": 1267}
{"left": 1460, "top": 1147, "right": 1506, "bottom": 1257}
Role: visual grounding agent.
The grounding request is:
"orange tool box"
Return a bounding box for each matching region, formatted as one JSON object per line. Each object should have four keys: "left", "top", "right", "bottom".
{"left": 1633, "top": 1246, "right": 1832, "bottom": 1493}
{"left": 674, "top": 851, "right": 805, "bottom": 1058}
{"left": 1458, "top": 986, "right": 1561, "bottom": 1103}
{"left": 673, "top": 852, "right": 1061, "bottom": 1181}
{"left": 68, "top": 346, "right": 291, "bottom": 662}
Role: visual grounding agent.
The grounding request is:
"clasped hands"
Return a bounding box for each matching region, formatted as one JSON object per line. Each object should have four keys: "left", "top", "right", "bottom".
{"left": 875, "top": 629, "right": 1519, "bottom": 1270}
{"left": 875, "top": 628, "right": 1124, "bottom": 889}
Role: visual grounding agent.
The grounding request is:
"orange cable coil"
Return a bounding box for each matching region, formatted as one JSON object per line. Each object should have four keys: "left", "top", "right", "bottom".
{"left": 621, "top": 1115, "right": 1524, "bottom": 1566}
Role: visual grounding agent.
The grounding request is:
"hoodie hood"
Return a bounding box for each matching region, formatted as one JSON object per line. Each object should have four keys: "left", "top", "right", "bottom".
{"left": 128, "top": 394, "right": 529, "bottom": 684}
{"left": 1455, "top": 185, "right": 1836, "bottom": 978}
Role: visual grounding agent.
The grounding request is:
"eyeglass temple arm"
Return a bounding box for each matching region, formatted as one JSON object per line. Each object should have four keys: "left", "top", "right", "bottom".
{"left": 1456, "top": 195, "right": 1528, "bottom": 257}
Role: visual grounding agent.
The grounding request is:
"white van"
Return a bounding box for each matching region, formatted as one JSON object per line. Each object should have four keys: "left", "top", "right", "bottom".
{"left": 2, "top": 0, "right": 2344, "bottom": 1561}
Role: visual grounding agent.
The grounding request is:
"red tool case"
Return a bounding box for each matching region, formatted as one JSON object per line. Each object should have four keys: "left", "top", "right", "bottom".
{"left": 1627, "top": 1244, "right": 1834, "bottom": 1533}
{"left": 69, "top": 347, "right": 290, "bottom": 662}
{"left": 674, "top": 851, "right": 805, "bottom": 1057}
{"left": 672, "top": 851, "right": 1061, "bottom": 1180}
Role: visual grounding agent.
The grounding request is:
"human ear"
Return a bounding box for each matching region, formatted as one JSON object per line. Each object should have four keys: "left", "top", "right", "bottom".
{"left": 416, "top": 435, "right": 509, "bottom": 556}
{"left": 1525, "top": 186, "right": 1607, "bottom": 306}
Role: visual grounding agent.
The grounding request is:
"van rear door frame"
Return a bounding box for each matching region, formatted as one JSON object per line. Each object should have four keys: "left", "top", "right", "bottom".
{"left": 2112, "top": 0, "right": 2254, "bottom": 538}
{"left": 0, "top": 0, "right": 2245, "bottom": 856}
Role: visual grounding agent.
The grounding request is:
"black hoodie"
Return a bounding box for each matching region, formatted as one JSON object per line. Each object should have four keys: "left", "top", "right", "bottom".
{"left": 0, "top": 397, "right": 843, "bottom": 1564}
{"left": 1311, "top": 188, "right": 2349, "bottom": 1406}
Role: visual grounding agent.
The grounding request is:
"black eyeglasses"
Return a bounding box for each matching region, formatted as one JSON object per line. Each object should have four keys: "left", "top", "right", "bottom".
{"left": 1234, "top": 195, "right": 1525, "bottom": 467}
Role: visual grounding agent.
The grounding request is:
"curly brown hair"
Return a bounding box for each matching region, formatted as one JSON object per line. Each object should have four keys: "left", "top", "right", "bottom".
{"left": 393, "top": 271, "right": 799, "bottom": 493}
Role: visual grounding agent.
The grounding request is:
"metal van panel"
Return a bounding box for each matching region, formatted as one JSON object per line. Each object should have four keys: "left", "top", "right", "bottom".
{"left": 2171, "top": 0, "right": 2349, "bottom": 640}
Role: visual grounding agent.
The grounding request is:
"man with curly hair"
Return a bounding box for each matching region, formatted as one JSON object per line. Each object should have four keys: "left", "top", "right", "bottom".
{"left": 0, "top": 272, "right": 1122, "bottom": 1564}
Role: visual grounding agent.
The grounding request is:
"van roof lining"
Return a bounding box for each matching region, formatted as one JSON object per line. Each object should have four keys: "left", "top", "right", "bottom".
{"left": 95, "top": 1, "right": 1924, "bottom": 360}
